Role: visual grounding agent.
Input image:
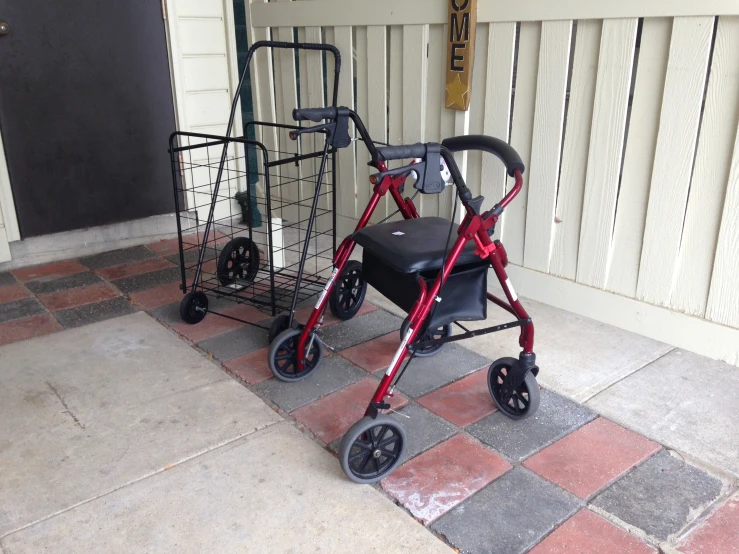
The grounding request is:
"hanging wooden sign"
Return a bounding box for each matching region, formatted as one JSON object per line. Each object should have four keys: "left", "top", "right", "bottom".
{"left": 445, "top": 0, "right": 478, "bottom": 111}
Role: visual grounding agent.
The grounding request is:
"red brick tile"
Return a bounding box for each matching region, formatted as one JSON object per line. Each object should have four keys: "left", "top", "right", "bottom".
{"left": 37, "top": 283, "right": 119, "bottom": 311}
{"left": 381, "top": 434, "right": 511, "bottom": 524}
{"left": 530, "top": 510, "right": 657, "bottom": 554}
{"left": 524, "top": 418, "right": 661, "bottom": 499}
{"left": 677, "top": 495, "right": 739, "bottom": 554}
{"left": 0, "top": 314, "right": 63, "bottom": 346}
{"left": 223, "top": 347, "right": 273, "bottom": 385}
{"left": 294, "top": 301, "right": 377, "bottom": 327}
{"left": 0, "top": 284, "right": 31, "bottom": 303}
{"left": 292, "top": 378, "right": 408, "bottom": 444}
{"left": 146, "top": 237, "right": 183, "bottom": 256}
{"left": 340, "top": 332, "right": 400, "bottom": 373}
{"left": 129, "top": 282, "right": 185, "bottom": 309}
{"left": 417, "top": 369, "right": 497, "bottom": 427}
{"left": 95, "top": 257, "right": 174, "bottom": 280}
{"left": 171, "top": 312, "right": 247, "bottom": 343}
{"left": 12, "top": 260, "right": 87, "bottom": 282}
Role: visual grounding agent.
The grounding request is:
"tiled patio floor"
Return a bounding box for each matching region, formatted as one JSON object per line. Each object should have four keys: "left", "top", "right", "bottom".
{"left": 1, "top": 241, "right": 737, "bottom": 553}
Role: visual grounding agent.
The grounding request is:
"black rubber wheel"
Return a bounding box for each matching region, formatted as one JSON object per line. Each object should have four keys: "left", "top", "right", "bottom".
{"left": 217, "top": 237, "right": 260, "bottom": 286}
{"left": 268, "top": 328, "right": 324, "bottom": 382}
{"left": 400, "top": 318, "right": 453, "bottom": 358}
{"left": 328, "top": 261, "right": 367, "bottom": 321}
{"left": 339, "top": 415, "right": 407, "bottom": 484}
{"left": 487, "top": 357, "right": 540, "bottom": 420}
{"left": 268, "top": 314, "right": 291, "bottom": 344}
{"left": 179, "top": 291, "right": 208, "bottom": 324}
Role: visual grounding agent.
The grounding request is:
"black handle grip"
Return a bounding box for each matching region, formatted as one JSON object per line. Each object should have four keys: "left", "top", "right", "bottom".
{"left": 441, "top": 135, "right": 525, "bottom": 177}
{"left": 376, "top": 143, "right": 427, "bottom": 161}
{"left": 293, "top": 107, "right": 338, "bottom": 123}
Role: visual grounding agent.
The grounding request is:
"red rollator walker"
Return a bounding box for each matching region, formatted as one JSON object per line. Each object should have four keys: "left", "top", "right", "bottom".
{"left": 268, "top": 110, "right": 539, "bottom": 484}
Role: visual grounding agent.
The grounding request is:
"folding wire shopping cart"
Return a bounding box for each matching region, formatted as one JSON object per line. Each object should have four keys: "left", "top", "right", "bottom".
{"left": 168, "top": 40, "right": 341, "bottom": 338}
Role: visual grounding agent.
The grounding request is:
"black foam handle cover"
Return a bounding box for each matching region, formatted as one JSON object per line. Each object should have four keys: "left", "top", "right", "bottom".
{"left": 376, "top": 143, "right": 427, "bottom": 161}
{"left": 441, "top": 135, "right": 525, "bottom": 177}
{"left": 292, "top": 107, "right": 338, "bottom": 122}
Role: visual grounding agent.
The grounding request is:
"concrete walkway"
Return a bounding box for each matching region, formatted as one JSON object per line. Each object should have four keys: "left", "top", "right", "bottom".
{"left": 0, "top": 313, "right": 451, "bottom": 553}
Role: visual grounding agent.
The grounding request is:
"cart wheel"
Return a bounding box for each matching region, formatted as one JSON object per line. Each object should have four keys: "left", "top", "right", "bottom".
{"left": 179, "top": 291, "right": 208, "bottom": 324}
{"left": 487, "top": 357, "right": 540, "bottom": 420}
{"left": 217, "top": 237, "right": 260, "bottom": 286}
{"left": 400, "top": 318, "right": 452, "bottom": 358}
{"left": 329, "top": 261, "right": 367, "bottom": 321}
{"left": 268, "top": 328, "right": 323, "bottom": 382}
{"left": 268, "top": 314, "right": 292, "bottom": 344}
{"left": 339, "top": 415, "right": 407, "bottom": 484}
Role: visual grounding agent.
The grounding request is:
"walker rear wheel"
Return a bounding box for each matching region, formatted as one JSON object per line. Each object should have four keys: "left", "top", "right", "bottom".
{"left": 329, "top": 261, "right": 367, "bottom": 320}
{"left": 400, "top": 318, "right": 452, "bottom": 358}
{"left": 339, "top": 415, "right": 407, "bottom": 484}
{"left": 267, "top": 328, "right": 323, "bottom": 382}
{"left": 487, "top": 357, "right": 540, "bottom": 420}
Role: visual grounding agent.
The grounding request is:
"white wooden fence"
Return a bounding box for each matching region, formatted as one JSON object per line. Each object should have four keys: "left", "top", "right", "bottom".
{"left": 167, "top": 0, "right": 739, "bottom": 364}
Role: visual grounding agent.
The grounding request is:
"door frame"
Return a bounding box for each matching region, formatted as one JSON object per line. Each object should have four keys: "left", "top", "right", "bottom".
{"left": 0, "top": 126, "right": 19, "bottom": 260}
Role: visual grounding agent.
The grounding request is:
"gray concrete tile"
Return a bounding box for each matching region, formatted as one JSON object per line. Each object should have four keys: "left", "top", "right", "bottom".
{"left": 149, "top": 301, "right": 181, "bottom": 324}
{"left": 80, "top": 245, "right": 155, "bottom": 269}
{"left": 587, "top": 349, "right": 739, "bottom": 478}
{"left": 197, "top": 324, "right": 270, "bottom": 361}
{"left": 467, "top": 389, "right": 596, "bottom": 461}
{"left": 111, "top": 267, "right": 182, "bottom": 294}
{"left": 0, "top": 297, "right": 46, "bottom": 323}
{"left": 0, "top": 312, "right": 280, "bottom": 536}
{"left": 0, "top": 271, "right": 18, "bottom": 286}
{"left": 54, "top": 297, "right": 138, "bottom": 329}
{"left": 0, "top": 423, "right": 451, "bottom": 554}
{"left": 395, "top": 344, "right": 492, "bottom": 398}
{"left": 318, "top": 309, "right": 403, "bottom": 351}
{"left": 461, "top": 294, "right": 674, "bottom": 403}
{"left": 591, "top": 450, "right": 724, "bottom": 540}
{"left": 432, "top": 468, "right": 580, "bottom": 554}
{"left": 255, "top": 355, "right": 366, "bottom": 413}
{"left": 391, "top": 404, "right": 458, "bottom": 461}
{"left": 25, "top": 271, "right": 102, "bottom": 295}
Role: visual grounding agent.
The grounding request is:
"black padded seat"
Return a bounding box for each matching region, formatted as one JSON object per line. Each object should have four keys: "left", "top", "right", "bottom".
{"left": 353, "top": 217, "right": 483, "bottom": 274}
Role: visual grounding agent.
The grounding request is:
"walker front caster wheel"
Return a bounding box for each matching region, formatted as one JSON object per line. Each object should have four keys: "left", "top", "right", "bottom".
{"left": 217, "top": 237, "right": 260, "bottom": 286}
{"left": 329, "top": 261, "right": 367, "bottom": 321}
{"left": 400, "top": 318, "right": 452, "bottom": 358}
{"left": 267, "top": 328, "right": 323, "bottom": 382}
{"left": 487, "top": 357, "right": 540, "bottom": 420}
{"left": 339, "top": 415, "right": 407, "bottom": 484}
{"left": 179, "top": 291, "right": 208, "bottom": 324}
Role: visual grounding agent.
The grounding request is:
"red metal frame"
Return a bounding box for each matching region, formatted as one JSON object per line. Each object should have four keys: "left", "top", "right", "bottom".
{"left": 366, "top": 169, "right": 533, "bottom": 413}
{"left": 295, "top": 161, "right": 419, "bottom": 369}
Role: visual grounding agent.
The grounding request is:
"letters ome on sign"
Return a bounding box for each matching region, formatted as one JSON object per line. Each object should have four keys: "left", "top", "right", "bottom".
{"left": 445, "top": 0, "right": 477, "bottom": 111}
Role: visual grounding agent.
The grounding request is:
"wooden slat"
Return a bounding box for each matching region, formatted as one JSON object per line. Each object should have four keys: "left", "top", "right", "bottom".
{"left": 367, "top": 26, "right": 388, "bottom": 223}
{"left": 252, "top": 0, "right": 739, "bottom": 29}
{"left": 672, "top": 17, "right": 739, "bottom": 316}
{"left": 576, "top": 18, "right": 638, "bottom": 288}
{"left": 504, "top": 21, "right": 541, "bottom": 265}
{"left": 464, "top": 23, "right": 491, "bottom": 201}
{"left": 354, "top": 27, "right": 370, "bottom": 219}
{"left": 402, "top": 23, "right": 429, "bottom": 215}
{"left": 423, "top": 24, "right": 445, "bottom": 218}
{"left": 636, "top": 17, "right": 714, "bottom": 304}
{"left": 438, "top": 23, "right": 457, "bottom": 221}
{"left": 605, "top": 18, "right": 672, "bottom": 296}
{"left": 450, "top": 110, "right": 470, "bottom": 223}
{"left": 523, "top": 20, "right": 572, "bottom": 272}
{"left": 550, "top": 20, "right": 603, "bottom": 279}
{"left": 481, "top": 22, "right": 516, "bottom": 240}
{"left": 706, "top": 122, "right": 739, "bottom": 328}
{"left": 332, "top": 26, "right": 357, "bottom": 222}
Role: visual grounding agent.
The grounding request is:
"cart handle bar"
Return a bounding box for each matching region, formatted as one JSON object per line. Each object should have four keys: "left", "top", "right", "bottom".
{"left": 292, "top": 107, "right": 380, "bottom": 162}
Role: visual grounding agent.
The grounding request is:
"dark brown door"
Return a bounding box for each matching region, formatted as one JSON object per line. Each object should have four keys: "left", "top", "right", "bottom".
{"left": 0, "top": 1, "right": 177, "bottom": 238}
